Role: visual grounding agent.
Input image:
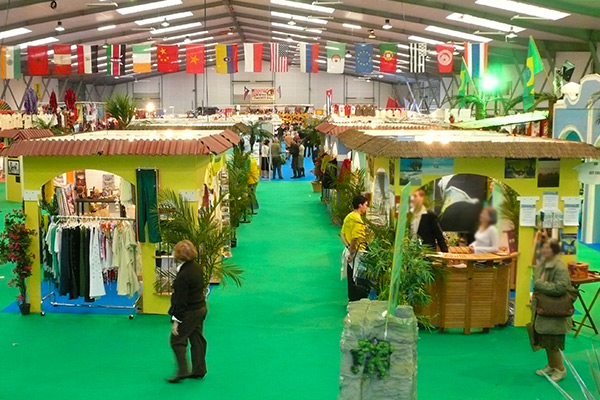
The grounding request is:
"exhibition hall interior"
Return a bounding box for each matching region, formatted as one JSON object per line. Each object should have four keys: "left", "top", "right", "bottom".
{"left": 1, "top": 0, "right": 600, "bottom": 399}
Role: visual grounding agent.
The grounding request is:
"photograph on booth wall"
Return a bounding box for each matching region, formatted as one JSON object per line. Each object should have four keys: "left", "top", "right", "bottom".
{"left": 432, "top": 174, "right": 487, "bottom": 234}
{"left": 560, "top": 231, "right": 577, "bottom": 255}
{"left": 399, "top": 158, "right": 422, "bottom": 186}
{"left": 422, "top": 158, "right": 454, "bottom": 176}
{"left": 537, "top": 159, "right": 560, "bottom": 187}
{"left": 505, "top": 158, "right": 536, "bottom": 179}
{"left": 7, "top": 159, "right": 20, "bottom": 176}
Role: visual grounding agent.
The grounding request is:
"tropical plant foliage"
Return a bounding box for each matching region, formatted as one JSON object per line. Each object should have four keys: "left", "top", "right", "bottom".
{"left": 157, "top": 189, "right": 243, "bottom": 291}
{"left": 234, "top": 121, "right": 273, "bottom": 150}
{"left": 33, "top": 116, "right": 63, "bottom": 135}
{"left": 451, "top": 94, "right": 488, "bottom": 120}
{"left": 497, "top": 181, "right": 520, "bottom": 244}
{"left": 298, "top": 117, "right": 325, "bottom": 148}
{"left": 227, "top": 146, "right": 252, "bottom": 229}
{"left": 329, "top": 167, "right": 367, "bottom": 226}
{"left": 105, "top": 94, "right": 136, "bottom": 129}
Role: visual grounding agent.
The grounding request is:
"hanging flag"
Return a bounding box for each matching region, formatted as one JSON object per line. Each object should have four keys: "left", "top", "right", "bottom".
{"left": 464, "top": 42, "right": 488, "bottom": 78}
{"left": 53, "top": 44, "right": 71, "bottom": 75}
{"left": 106, "top": 44, "right": 126, "bottom": 76}
{"left": 325, "top": 88, "right": 333, "bottom": 115}
{"left": 157, "top": 45, "right": 179, "bottom": 73}
{"left": 299, "top": 43, "right": 319, "bottom": 73}
{"left": 243, "top": 86, "right": 250, "bottom": 100}
{"left": 132, "top": 44, "right": 151, "bottom": 73}
{"left": 243, "top": 43, "right": 263, "bottom": 73}
{"left": 458, "top": 57, "right": 471, "bottom": 97}
{"left": 0, "top": 46, "right": 21, "bottom": 79}
{"left": 270, "top": 42, "right": 291, "bottom": 72}
{"left": 277, "top": 85, "right": 282, "bottom": 98}
{"left": 409, "top": 43, "right": 427, "bottom": 73}
{"left": 355, "top": 43, "right": 373, "bottom": 74}
{"left": 77, "top": 45, "right": 98, "bottom": 74}
{"left": 216, "top": 44, "right": 238, "bottom": 74}
{"left": 435, "top": 43, "right": 454, "bottom": 74}
{"left": 186, "top": 44, "right": 205, "bottom": 74}
{"left": 326, "top": 42, "right": 345, "bottom": 74}
{"left": 380, "top": 43, "right": 397, "bottom": 73}
{"left": 27, "top": 45, "right": 49, "bottom": 76}
{"left": 523, "top": 36, "right": 544, "bottom": 111}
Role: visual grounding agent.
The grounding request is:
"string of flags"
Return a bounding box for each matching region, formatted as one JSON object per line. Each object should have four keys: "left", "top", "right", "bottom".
{"left": 0, "top": 40, "right": 489, "bottom": 79}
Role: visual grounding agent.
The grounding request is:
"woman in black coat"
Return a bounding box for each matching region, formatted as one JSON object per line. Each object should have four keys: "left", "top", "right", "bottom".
{"left": 167, "top": 240, "right": 208, "bottom": 383}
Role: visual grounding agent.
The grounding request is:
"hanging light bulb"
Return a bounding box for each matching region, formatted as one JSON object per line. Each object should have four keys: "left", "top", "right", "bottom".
{"left": 368, "top": 29, "right": 376, "bottom": 39}
{"left": 161, "top": 18, "right": 170, "bottom": 28}
{"left": 286, "top": 35, "right": 293, "bottom": 42}
{"left": 227, "top": 27, "right": 234, "bottom": 36}
{"left": 288, "top": 19, "right": 296, "bottom": 26}
{"left": 345, "top": 50, "right": 351, "bottom": 58}
{"left": 382, "top": 19, "right": 392, "bottom": 30}
{"left": 55, "top": 21, "right": 65, "bottom": 32}
{"left": 184, "top": 36, "right": 191, "bottom": 43}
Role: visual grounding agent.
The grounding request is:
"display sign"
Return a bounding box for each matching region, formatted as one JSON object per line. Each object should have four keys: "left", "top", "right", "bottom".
{"left": 576, "top": 161, "right": 600, "bottom": 185}
{"left": 542, "top": 191, "right": 559, "bottom": 211}
{"left": 518, "top": 196, "right": 539, "bottom": 227}
{"left": 562, "top": 196, "right": 581, "bottom": 227}
{"left": 250, "top": 88, "right": 275, "bottom": 103}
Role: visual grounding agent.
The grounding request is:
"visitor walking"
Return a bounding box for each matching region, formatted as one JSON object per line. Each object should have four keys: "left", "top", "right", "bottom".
{"left": 261, "top": 139, "right": 271, "bottom": 179}
{"left": 168, "top": 240, "right": 208, "bottom": 383}
{"left": 298, "top": 142, "right": 305, "bottom": 177}
{"left": 289, "top": 139, "right": 300, "bottom": 179}
{"left": 340, "top": 195, "right": 370, "bottom": 302}
{"left": 248, "top": 157, "right": 260, "bottom": 213}
{"left": 530, "top": 239, "right": 573, "bottom": 383}
{"left": 270, "top": 138, "right": 283, "bottom": 179}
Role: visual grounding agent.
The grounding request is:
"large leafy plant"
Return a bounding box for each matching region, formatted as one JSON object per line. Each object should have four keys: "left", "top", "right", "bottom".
{"left": 233, "top": 121, "right": 272, "bottom": 151}
{"left": 157, "top": 189, "right": 242, "bottom": 291}
{"left": 227, "top": 147, "right": 252, "bottom": 229}
{"left": 330, "top": 167, "right": 366, "bottom": 226}
{"left": 298, "top": 117, "right": 325, "bottom": 148}
{"left": 497, "top": 181, "right": 520, "bottom": 244}
{"left": 105, "top": 94, "right": 136, "bottom": 129}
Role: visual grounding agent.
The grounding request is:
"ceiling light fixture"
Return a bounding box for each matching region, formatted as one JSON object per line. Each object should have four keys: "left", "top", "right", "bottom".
{"left": 161, "top": 18, "right": 170, "bottom": 27}
{"left": 151, "top": 21, "right": 203, "bottom": 34}
{"left": 475, "top": 0, "right": 569, "bottom": 20}
{"left": 184, "top": 36, "right": 191, "bottom": 43}
{"left": 286, "top": 34, "right": 293, "bottom": 42}
{"left": 446, "top": 12, "right": 525, "bottom": 32}
{"left": 163, "top": 30, "right": 209, "bottom": 41}
{"left": 227, "top": 28, "right": 234, "bottom": 35}
{"left": 175, "top": 36, "right": 214, "bottom": 45}
{"left": 270, "top": 0, "right": 334, "bottom": 14}
{"left": 382, "top": 19, "right": 392, "bottom": 30}
{"left": 345, "top": 50, "right": 351, "bottom": 58}
{"left": 97, "top": 24, "right": 116, "bottom": 31}
{"left": 0, "top": 27, "right": 31, "bottom": 40}
{"left": 288, "top": 19, "right": 296, "bottom": 26}
{"left": 272, "top": 30, "right": 318, "bottom": 39}
{"left": 368, "top": 29, "right": 376, "bottom": 39}
{"left": 342, "top": 23, "right": 361, "bottom": 30}
{"left": 271, "top": 11, "right": 328, "bottom": 25}
{"left": 55, "top": 21, "right": 65, "bottom": 32}
{"left": 117, "top": 0, "right": 183, "bottom": 15}
{"left": 135, "top": 11, "right": 193, "bottom": 26}
{"left": 424, "top": 26, "right": 492, "bottom": 43}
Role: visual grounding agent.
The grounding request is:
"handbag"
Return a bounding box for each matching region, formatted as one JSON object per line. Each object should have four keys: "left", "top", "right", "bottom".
{"left": 534, "top": 287, "right": 578, "bottom": 317}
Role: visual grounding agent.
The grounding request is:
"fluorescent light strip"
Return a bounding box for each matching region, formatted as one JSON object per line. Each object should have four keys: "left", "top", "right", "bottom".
{"left": 117, "top": 0, "right": 182, "bottom": 15}
{"left": 425, "top": 25, "right": 492, "bottom": 42}
{"left": 408, "top": 35, "right": 464, "bottom": 50}
{"left": 135, "top": 11, "right": 193, "bottom": 26}
{"left": 316, "top": 59, "right": 326, "bottom": 64}
{"left": 342, "top": 23, "right": 361, "bottom": 30}
{"left": 175, "top": 36, "right": 214, "bottom": 45}
{"left": 19, "top": 37, "right": 59, "bottom": 49}
{"left": 97, "top": 25, "right": 116, "bottom": 31}
{"left": 272, "top": 36, "right": 306, "bottom": 44}
{"left": 164, "top": 30, "right": 209, "bottom": 41}
{"left": 0, "top": 27, "right": 31, "bottom": 40}
{"left": 446, "top": 12, "right": 525, "bottom": 32}
{"left": 270, "top": 0, "right": 334, "bottom": 14}
{"left": 272, "top": 30, "right": 318, "bottom": 39}
{"left": 270, "top": 22, "right": 322, "bottom": 34}
{"left": 151, "top": 21, "right": 202, "bottom": 34}
{"left": 271, "top": 11, "right": 327, "bottom": 25}
{"left": 475, "top": 0, "right": 569, "bottom": 20}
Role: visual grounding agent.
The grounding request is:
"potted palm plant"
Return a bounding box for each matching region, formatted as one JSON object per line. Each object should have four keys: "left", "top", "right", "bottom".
{"left": 0, "top": 210, "right": 36, "bottom": 315}
{"left": 227, "top": 147, "right": 252, "bottom": 246}
{"left": 105, "top": 94, "right": 136, "bottom": 129}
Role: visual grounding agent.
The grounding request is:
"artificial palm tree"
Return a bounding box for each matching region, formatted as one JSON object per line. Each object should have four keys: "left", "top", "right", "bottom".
{"left": 497, "top": 181, "right": 520, "bottom": 244}
{"left": 240, "top": 121, "right": 273, "bottom": 150}
{"left": 227, "top": 147, "right": 252, "bottom": 230}
{"left": 330, "top": 167, "right": 367, "bottom": 225}
{"left": 105, "top": 94, "right": 136, "bottom": 129}
{"left": 451, "top": 94, "right": 488, "bottom": 120}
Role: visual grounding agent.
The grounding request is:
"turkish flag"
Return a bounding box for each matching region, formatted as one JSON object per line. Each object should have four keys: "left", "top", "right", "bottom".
{"left": 186, "top": 44, "right": 205, "bottom": 74}
{"left": 157, "top": 45, "right": 180, "bottom": 73}
{"left": 28, "top": 45, "right": 49, "bottom": 75}
{"left": 436, "top": 44, "right": 454, "bottom": 74}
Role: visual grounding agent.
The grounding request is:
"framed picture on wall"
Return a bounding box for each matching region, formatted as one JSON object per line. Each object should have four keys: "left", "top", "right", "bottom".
{"left": 7, "top": 159, "right": 20, "bottom": 176}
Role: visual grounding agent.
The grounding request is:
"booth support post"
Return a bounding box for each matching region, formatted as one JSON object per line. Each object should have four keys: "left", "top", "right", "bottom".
{"left": 24, "top": 200, "right": 42, "bottom": 313}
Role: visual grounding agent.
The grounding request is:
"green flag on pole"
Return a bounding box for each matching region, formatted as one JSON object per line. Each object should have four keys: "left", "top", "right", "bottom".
{"left": 458, "top": 57, "right": 471, "bottom": 97}
{"left": 387, "top": 184, "right": 412, "bottom": 316}
{"left": 523, "top": 36, "right": 544, "bottom": 111}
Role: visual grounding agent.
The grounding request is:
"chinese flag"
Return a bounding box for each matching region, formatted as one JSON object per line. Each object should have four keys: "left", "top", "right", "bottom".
{"left": 186, "top": 44, "right": 205, "bottom": 74}
{"left": 28, "top": 45, "right": 49, "bottom": 75}
{"left": 157, "top": 45, "right": 180, "bottom": 73}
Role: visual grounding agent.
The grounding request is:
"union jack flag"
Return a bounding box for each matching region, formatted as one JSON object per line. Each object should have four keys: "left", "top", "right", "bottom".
{"left": 271, "top": 42, "right": 291, "bottom": 72}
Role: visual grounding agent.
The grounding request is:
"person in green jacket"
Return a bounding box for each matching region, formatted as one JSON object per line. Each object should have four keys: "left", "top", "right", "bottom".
{"left": 531, "top": 239, "right": 572, "bottom": 383}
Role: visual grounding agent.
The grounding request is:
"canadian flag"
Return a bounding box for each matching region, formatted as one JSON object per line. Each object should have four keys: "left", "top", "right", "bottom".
{"left": 53, "top": 44, "right": 71, "bottom": 75}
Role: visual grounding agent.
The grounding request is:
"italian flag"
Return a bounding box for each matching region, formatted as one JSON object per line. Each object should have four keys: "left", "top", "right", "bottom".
{"left": 0, "top": 46, "right": 21, "bottom": 79}
{"left": 132, "top": 44, "right": 151, "bottom": 73}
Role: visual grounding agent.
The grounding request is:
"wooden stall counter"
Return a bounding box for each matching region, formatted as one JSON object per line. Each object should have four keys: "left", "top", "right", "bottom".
{"left": 424, "top": 252, "right": 518, "bottom": 335}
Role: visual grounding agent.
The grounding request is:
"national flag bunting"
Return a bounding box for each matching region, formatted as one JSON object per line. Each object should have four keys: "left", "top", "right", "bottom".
{"left": 157, "top": 45, "right": 179, "bottom": 73}
{"left": 464, "top": 42, "right": 488, "bottom": 78}
{"left": 243, "top": 43, "right": 263, "bottom": 73}
{"left": 106, "top": 44, "right": 125, "bottom": 76}
{"left": 77, "top": 45, "right": 98, "bottom": 74}
{"left": 435, "top": 43, "right": 454, "bottom": 74}
{"left": 0, "top": 46, "right": 21, "bottom": 79}
{"left": 523, "top": 36, "right": 544, "bottom": 111}
{"left": 355, "top": 43, "right": 373, "bottom": 74}
{"left": 379, "top": 43, "right": 397, "bottom": 73}
{"left": 409, "top": 43, "right": 426, "bottom": 73}
{"left": 326, "top": 42, "right": 345, "bottom": 74}
{"left": 53, "top": 44, "right": 71, "bottom": 75}
{"left": 299, "top": 43, "right": 319, "bottom": 73}
{"left": 216, "top": 44, "right": 238, "bottom": 74}
{"left": 27, "top": 45, "right": 49, "bottom": 76}
{"left": 458, "top": 57, "right": 471, "bottom": 97}
{"left": 270, "top": 43, "right": 290, "bottom": 72}
{"left": 132, "top": 44, "right": 151, "bottom": 73}
{"left": 186, "top": 44, "right": 205, "bottom": 74}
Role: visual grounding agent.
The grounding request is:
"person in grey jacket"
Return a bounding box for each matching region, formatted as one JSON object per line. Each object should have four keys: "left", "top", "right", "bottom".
{"left": 531, "top": 239, "right": 572, "bottom": 382}
{"left": 270, "top": 138, "right": 283, "bottom": 179}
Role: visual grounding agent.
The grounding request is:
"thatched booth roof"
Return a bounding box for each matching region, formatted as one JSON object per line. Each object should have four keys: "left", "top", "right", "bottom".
{"left": 338, "top": 128, "right": 600, "bottom": 159}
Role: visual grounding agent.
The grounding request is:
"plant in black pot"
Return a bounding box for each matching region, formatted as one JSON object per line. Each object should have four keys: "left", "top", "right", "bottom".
{"left": 0, "top": 210, "right": 36, "bottom": 315}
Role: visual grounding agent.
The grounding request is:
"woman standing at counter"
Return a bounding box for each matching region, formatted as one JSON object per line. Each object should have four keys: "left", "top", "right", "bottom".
{"left": 469, "top": 207, "right": 499, "bottom": 254}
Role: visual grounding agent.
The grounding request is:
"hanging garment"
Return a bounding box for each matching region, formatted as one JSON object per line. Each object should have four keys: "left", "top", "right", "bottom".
{"left": 89, "top": 226, "right": 106, "bottom": 298}
{"left": 58, "top": 227, "right": 71, "bottom": 296}
{"left": 135, "top": 169, "right": 161, "bottom": 243}
{"left": 113, "top": 222, "right": 142, "bottom": 297}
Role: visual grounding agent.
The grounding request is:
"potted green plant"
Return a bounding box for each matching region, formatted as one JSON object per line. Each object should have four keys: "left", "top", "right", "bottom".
{"left": 105, "top": 94, "right": 136, "bottom": 129}
{"left": 311, "top": 152, "right": 328, "bottom": 193}
{"left": 329, "top": 167, "right": 366, "bottom": 226}
{"left": 0, "top": 210, "right": 36, "bottom": 315}
{"left": 227, "top": 147, "right": 252, "bottom": 246}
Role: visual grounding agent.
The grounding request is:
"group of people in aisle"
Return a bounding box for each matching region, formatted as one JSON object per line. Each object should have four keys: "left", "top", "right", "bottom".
{"left": 260, "top": 123, "right": 315, "bottom": 180}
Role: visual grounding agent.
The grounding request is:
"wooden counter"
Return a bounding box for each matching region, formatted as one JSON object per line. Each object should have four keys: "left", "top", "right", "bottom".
{"left": 424, "top": 253, "right": 518, "bottom": 335}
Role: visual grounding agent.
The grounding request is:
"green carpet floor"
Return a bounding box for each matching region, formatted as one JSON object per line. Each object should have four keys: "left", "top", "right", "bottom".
{"left": 2, "top": 180, "right": 600, "bottom": 399}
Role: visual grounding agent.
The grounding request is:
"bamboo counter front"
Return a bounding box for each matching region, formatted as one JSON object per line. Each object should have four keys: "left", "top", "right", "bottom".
{"left": 424, "top": 253, "right": 518, "bottom": 335}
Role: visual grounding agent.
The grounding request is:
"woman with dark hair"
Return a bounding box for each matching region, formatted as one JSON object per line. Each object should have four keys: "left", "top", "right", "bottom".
{"left": 469, "top": 206, "right": 499, "bottom": 254}
{"left": 167, "top": 240, "right": 207, "bottom": 383}
{"left": 531, "top": 239, "right": 572, "bottom": 382}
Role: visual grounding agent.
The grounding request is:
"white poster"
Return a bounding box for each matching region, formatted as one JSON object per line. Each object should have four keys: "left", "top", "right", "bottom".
{"left": 562, "top": 196, "right": 581, "bottom": 227}
{"left": 576, "top": 161, "right": 600, "bottom": 185}
{"left": 518, "top": 196, "right": 539, "bottom": 227}
{"left": 542, "top": 191, "right": 559, "bottom": 211}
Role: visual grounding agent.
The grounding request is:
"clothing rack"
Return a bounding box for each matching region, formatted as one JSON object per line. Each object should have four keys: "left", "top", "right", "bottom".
{"left": 40, "top": 215, "right": 140, "bottom": 319}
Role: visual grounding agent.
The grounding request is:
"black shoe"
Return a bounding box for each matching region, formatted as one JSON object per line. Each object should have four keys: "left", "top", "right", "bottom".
{"left": 167, "top": 375, "right": 188, "bottom": 383}
{"left": 188, "top": 373, "right": 206, "bottom": 380}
